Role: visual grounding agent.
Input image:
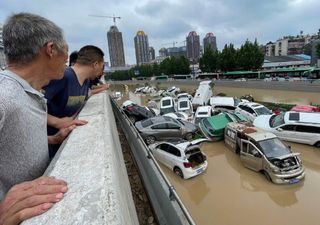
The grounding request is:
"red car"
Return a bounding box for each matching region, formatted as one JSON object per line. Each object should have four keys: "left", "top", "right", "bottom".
{"left": 290, "top": 105, "right": 320, "bottom": 112}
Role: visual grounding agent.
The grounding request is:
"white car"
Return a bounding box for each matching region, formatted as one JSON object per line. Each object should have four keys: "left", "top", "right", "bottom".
{"left": 193, "top": 106, "right": 212, "bottom": 125}
{"left": 163, "top": 112, "right": 189, "bottom": 121}
{"left": 177, "top": 93, "right": 193, "bottom": 102}
{"left": 209, "top": 96, "right": 241, "bottom": 113}
{"left": 149, "top": 139, "right": 209, "bottom": 179}
{"left": 160, "top": 96, "right": 176, "bottom": 115}
{"left": 253, "top": 111, "right": 320, "bottom": 147}
{"left": 235, "top": 102, "right": 272, "bottom": 122}
{"left": 177, "top": 97, "right": 194, "bottom": 120}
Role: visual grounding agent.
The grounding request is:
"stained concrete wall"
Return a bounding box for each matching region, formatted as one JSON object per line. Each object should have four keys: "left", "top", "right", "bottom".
{"left": 23, "top": 92, "right": 139, "bottom": 225}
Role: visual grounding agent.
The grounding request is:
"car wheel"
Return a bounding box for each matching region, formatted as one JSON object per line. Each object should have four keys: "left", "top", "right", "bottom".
{"left": 263, "top": 170, "right": 272, "bottom": 182}
{"left": 314, "top": 141, "right": 320, "bottom": 148}
{"left": 145, "top": 136, "right": 156, "bottom": 145}
{"left": 128, "top": 116, "right": 136, "bottom": 123}
{"left": 174, "top": 167, "right": 184, "bottom": 179}
{"left": 185, "top": 133, "right": 193, "bottom": 141}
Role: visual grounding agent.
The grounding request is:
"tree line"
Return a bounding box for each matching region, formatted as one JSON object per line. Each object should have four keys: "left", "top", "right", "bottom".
{"left": 199, "top": 39, "right": 264, "bottom": 73}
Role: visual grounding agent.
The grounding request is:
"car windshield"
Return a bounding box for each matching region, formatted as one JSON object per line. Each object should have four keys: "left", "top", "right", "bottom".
{"left": 270, "top": 114, "right": 285, "bottom": 128}
{"left": 255, "top": 106, "right": 272, "bottom": 115}
{"left": 179, "top": 101, "right": 188, "bottom": 108}
{"left": 162, "top": 99, "right": 172, "bottom": 106}
{"left": 257, "top": 138, "right": 291, "bottom": 158}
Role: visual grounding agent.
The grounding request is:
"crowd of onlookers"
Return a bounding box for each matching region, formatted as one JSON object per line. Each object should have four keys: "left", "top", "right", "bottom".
{"left": 0, "top": 13, "right": 109, "bottom": 224}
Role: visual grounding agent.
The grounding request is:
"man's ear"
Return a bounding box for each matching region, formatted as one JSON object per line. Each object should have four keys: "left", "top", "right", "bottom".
{"left": 44, "top": 42, "right": 55, "bottom": 58}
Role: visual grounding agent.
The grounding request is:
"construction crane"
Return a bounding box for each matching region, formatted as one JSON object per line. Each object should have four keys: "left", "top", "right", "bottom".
{"left": 162, "top": 41, "right": 178, "bottom": 48}
{"left": 88, "top": 14, "right": 121, "bottom": 26}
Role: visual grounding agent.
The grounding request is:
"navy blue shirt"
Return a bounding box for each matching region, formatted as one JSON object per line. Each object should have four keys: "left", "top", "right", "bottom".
{"left": 44, "top": 67, "right": 90, "bottom": 135}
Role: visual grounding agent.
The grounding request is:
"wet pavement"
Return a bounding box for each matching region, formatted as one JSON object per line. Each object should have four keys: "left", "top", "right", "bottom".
{"left": 112, "top": 84, "right": 320, "bottom": 225}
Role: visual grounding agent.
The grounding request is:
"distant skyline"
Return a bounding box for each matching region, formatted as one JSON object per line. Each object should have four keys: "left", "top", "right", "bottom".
{"left": 0, "top": 0, "right": 319, "bottom": 65}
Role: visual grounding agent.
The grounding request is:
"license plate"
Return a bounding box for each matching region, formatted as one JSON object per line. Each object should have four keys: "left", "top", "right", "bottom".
{"left": 289, "top": 178, "right": 299, "bottom": 184}
{"left": 197, "top": 168, "right": 204, "bottom": 174}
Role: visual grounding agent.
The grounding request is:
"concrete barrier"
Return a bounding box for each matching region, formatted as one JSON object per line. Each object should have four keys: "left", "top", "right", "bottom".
{"left": 23, "top": 92, "right": 139, "bottom": 225}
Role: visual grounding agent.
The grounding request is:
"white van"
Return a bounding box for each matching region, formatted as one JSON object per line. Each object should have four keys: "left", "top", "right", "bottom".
{"left": 192, "top": 81, "right": 212, "bottom": 107}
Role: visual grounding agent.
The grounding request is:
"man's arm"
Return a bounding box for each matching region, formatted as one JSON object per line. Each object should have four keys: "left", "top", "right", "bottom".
{"left": 88, "top": 83, "right": 109, "bottom": 97}
{"left": 0, "top": 176, "right": 68, "bottom": 225}
{"left": 47, "top": 114, "right": 87, "bottom": 129}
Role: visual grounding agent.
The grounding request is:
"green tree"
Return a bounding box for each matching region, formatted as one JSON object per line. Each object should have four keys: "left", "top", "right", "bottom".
{"left": 199, "top": 48, "right": 220, "bottom": 72}
{"left": 220, "top": 44, "right": 238, "bottom": 72}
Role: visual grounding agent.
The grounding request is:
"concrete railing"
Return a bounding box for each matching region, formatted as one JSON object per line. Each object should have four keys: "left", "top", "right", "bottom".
{"left": 23, "top": 92, "right": 139, "bottom": 225}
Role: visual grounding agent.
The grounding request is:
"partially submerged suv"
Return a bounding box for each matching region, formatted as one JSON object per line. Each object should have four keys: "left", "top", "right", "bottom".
{"left": 254, "top": 111, "right": 320, "bottom": 147}
{"left": 224, "top": 122, "right": 305, "bottom": 184}
{"left": 149, "top": 139, "right": 208, "bottom": 179}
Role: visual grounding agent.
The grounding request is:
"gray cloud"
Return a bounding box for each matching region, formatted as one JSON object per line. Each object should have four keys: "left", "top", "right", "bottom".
{"left": 0, "top": 0, "right": 319, "bottom": 64}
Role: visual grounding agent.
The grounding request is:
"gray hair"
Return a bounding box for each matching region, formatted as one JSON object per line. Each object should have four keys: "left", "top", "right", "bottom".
{"left": 3, "top": 12, "right": 66, "bottom": 65}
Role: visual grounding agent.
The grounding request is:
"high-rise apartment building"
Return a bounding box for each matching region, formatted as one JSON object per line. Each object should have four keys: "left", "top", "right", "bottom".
{"left": 203, "top": 32, "right": 217, "bottom": 52}
{"left": 186, "top": 31, "right": 200, "bottom": 62}
{"left": 134, "top": 30, "right": 150, "bottom": 65}
{"left": 107, "top": 25, "right": 125, "bottom": 67}
{"left": 149, "top": 46, "right": 155, "bottom": 61}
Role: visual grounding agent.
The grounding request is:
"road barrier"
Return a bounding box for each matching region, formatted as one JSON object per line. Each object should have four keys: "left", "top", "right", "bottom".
{"left": 111, "top": 97, "right": 196, "bottom": 225}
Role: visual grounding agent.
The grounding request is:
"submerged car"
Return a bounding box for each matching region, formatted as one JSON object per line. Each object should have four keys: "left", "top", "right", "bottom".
{"left": 135, "top": 116, "right": 198, "bottom": 144}
{"left": 149, "top": 139, "right": 209, "bottom": 179}
{"left": 253, "top": 111, "right": 320, "bottom": 147}
{"left": 224, "top": 122, "right": 305, "bottom": 184}
{"left": 199, "top": 112, "right": 248, "bottom": 140}
{"left": 177, "top": 97, "right": 194, "bottom": 120}
{"left": 160, "top": 96, "right": 176, "bottom": 115}
{"left": 193, "top": 106, "right": 212, "bottom": 125}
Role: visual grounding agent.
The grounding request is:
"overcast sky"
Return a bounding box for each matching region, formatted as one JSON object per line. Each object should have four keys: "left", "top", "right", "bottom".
{"left": 1, "top": 0, "right": 319, "bottom": 65}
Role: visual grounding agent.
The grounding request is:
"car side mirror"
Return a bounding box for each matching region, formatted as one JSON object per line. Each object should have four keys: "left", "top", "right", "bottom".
{"left": 253, "top": 113, "right": 257, "bottom": 116}
{"left": 276, "top": 127, "right": 283, "bottom": 132}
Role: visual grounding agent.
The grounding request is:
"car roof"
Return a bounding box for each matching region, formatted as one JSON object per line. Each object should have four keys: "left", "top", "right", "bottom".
{"left": 206, "top": 114, "right": 231, "bottom": 129}
{"left": 210, "top": 97, "right": 234, "bottom": 106}
{"left": 284, "top": 111, "right": 320, "bottom": 124}
{"left": 228, "top": 122, "right": 277, "bottom": 141}
{"left": 196, "top": 106, "right": 212, "bottom": 112}
{"left": 239, "top": 102, "right": 264, "bottom": 109}
{"left": 161, "top": 96, "right": 174, "bottom": 101}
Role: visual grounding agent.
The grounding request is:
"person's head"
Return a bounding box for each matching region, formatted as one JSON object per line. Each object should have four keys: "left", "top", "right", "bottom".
{"left": 69, "top": 51, "right": 78, "bottom": 66}
{"left": 3, "top": 13, "right": 68, "bottom": 79}
{"left": 76, "top": 45, "right": 104, "bottom": 80}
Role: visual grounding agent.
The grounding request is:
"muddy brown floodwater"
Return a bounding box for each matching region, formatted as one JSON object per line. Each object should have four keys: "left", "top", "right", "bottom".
{"left": 112, "top": 85, "right": 320, "bottom": 225}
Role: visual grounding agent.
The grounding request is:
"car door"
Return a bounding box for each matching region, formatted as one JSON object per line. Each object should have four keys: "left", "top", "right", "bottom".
{"left": 166, "top": 145, "right": 181, "bottom": 170}
{"left": 274, "top": 124, "right": 297, "bottom": 142}
{"left": 294, "top": 125, "right": 319, "bottom": 145}
{"left": 153, "top": 143, "right": 166, "bottom": 163}
{"left": 167, "top": 122, "right": 182, "bottom": 138}
{"left": 240, "top": 139, "right": 263, "bottom": 171}
{"left": 156, "top": 143, "right": 174, "bottom": 168}
{"left": 150, "top": 123, "right": 168, "bottom": 140}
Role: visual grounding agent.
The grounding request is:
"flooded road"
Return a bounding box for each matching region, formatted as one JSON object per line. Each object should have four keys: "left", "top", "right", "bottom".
{"left": 161, "top": 141, "right": 320, "bottom": 225}
{"left": 113, "top": 85, "right": 320, "bottom": 225}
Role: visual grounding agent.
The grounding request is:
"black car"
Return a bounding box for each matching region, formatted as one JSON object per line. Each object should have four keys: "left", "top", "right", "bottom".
{"left": 123, "top": 103, "right": 155, "bottom": 123}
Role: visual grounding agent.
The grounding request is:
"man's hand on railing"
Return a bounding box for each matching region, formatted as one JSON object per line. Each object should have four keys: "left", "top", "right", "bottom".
{"left": 48, "top": 114, "right": 87, "bottom": 130}
{"left": 88, "top": 83, "right": 110, "bottom": 97}
{"left": 48, "top": 124, "right": 76, "bottom": 144}
{"left": 0, "top": 176, "right": 68, "bottom": 225}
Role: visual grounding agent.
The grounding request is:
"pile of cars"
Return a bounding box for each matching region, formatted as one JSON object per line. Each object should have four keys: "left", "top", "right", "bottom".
{"left": 121, "top": 82, "right": 320, "bottom": 183}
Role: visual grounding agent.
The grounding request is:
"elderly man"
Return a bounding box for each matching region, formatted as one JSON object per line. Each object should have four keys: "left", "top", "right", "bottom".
{"left": 0, "top": 13, "right": 75, "bottom": 225}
